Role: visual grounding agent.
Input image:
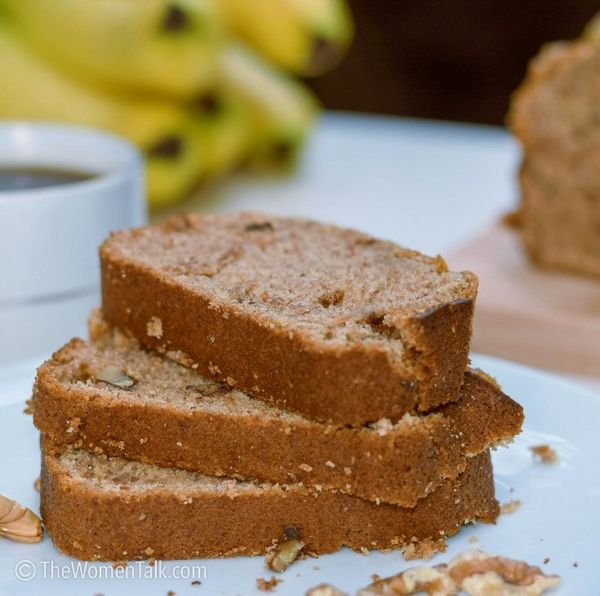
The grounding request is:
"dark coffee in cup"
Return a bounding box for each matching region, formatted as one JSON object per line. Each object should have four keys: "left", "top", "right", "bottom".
{"left": 0, "top": 167, "right": 95, "bottom": 191}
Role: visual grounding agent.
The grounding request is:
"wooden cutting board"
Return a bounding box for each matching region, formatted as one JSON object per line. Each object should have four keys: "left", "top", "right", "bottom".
{"left": 449, "top": 224, "right": 600, "bottom": 377}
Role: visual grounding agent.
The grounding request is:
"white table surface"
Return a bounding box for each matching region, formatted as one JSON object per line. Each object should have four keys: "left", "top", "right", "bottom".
{"left": 181, "top": 111, "right": 520, "bottom": 257}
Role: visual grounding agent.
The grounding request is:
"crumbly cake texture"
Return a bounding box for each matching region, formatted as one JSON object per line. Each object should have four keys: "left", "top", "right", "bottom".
{"left": 510, "top": 36, "right": 600, "bottom": 277}
{"left": 32, "top": 315, "right": 523, "bottom": 507}
{"left": 100, "top": 213, "right": 478, "bottom": 425}
{"left": 40, "top": 444, "right": 498, "bottom": 562}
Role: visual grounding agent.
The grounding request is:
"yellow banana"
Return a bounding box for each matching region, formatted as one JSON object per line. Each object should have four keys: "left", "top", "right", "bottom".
{"left": 217, "top": 0, "right": 353, "bottom": 76}
{"left": 218, "top": 44, "right": 319, "bottom": 170}
{"left": 584, "top": 12, "right": 600, "bottom": 40}
{"left": 2, "top": 0, "right": 223, "bottom": 99}
{"left": 191, "top": 92, "right": 250, "bottom": 179}
{"left": 0, "top": 20, "right": 203, "bottom": 209}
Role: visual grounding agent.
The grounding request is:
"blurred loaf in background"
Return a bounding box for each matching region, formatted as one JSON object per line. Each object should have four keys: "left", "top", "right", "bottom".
{"left": 0, "top": 0, "right": 353, "bottom": 208}
{"left": 448, "top": 10, "right": 600, "bottom": 376}
{"left": 509, "top": 15, "right": 600, "bottom": 278}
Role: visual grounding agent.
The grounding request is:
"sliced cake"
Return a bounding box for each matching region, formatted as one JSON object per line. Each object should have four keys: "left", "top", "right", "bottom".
{"left": 100, "top": 212, "right": 479, "bottom": 425}
{"left": 40, "top": 443, "right": 498, "bottom": 561}
{"left": 32, "top": 313, "right": 523, "bottom": 507}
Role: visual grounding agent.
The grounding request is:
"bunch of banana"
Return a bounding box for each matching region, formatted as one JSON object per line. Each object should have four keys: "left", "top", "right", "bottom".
{"left": 0, "top": 0, "right": 353, "bottom": 209}
{"left": 216, "top": 0, "right": 354, "bottom": 76}
{"left": 4, "top": 0, "right": 223, "bottom": 99}
{"left": 217, "top": 44, "right": 320, "bottom": 170}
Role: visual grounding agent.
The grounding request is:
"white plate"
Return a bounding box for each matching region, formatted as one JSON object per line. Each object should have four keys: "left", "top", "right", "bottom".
{"left": 0, "top": 353, "right": 599, "bottom": 595}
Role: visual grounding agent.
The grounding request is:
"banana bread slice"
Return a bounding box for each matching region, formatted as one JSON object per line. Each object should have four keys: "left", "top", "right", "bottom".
{"left": 33, "top": 313, "right": 522, "bottom": 507}
{"left": 40, "top": 443, "right": 498, "bottom": 561}
{"left": 509, "top": 32, "right": 600, "bottom": 277}
{"left": 100, "top": 212, "right": 478, "bottom": 425}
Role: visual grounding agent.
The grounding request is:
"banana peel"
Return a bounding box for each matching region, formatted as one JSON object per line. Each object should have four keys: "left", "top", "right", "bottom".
{"left": 584, "top": 12, "right": 600, "bottom": 40}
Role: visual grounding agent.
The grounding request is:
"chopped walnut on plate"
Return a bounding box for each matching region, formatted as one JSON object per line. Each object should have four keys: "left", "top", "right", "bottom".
{"left": 265, "top": 526, "right": 306, "bottom": 573}
{"left": 305, "top": 584, "right": 348, "bottom": 596}
{"left": 501, "top": 500, "right": 522, "bottom": 515}
{"left": 530, "top": 445, "right": 558, "bottom": 464}
{"left": 357, "top": 551, "right": 560, "bottom": 595}
{"left": 256, "top": 576, "right": 282, "bottom": 592}
{"left": 266, "top": 538, "right": 306, "bottom": 573}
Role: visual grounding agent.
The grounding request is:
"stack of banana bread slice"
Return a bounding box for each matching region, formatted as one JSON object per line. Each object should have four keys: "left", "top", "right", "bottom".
{"left": 33, "top": 213, "right": 523, "bottom": 562}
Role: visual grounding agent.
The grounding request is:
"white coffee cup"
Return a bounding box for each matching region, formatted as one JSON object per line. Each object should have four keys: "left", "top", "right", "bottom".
{"left": 0, "top": 121, "right": 146, "bottom": 365}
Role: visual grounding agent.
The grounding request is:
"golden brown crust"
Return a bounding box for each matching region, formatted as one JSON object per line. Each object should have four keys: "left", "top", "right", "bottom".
{"left": 33, "top": 340, "right": 523, "bottom": 507}
{"left": 100, "top": 214, "right": 477, "bottom": 426}
{"left": 40, "top": 446, "right": 498, "bottom": 562}
{"left": 399, "top": 299, "right": 475, "bottom": 413}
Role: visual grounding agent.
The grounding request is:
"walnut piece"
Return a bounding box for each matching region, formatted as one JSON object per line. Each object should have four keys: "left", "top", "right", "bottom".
{"left": 530, "top": 445, "right": 558, "bottom": 464}
{"left": 501, "top": 500, "right": 522, "bottom": 514}
{"left": 305, "top": 584, "right": 348, "bottom": 596}
{"left": 0, "top": 495, "right": 43, "bottom": 543}
{"left": 358, "top": 551, "right": 560, "bottom": 596}
{"left": 185, "top": 380, "right": 223, "bottom": 396}
{"left": 256, "top": 576, "right": 281, "bottom": 591}
{"left": 449, "top": 551, "right": 560, "bottom": 595}
{"left": 146, "top": 316, "right": 163, "bottom": 339}
{"left": 462, "top": 571, "right": 559, "bottom": 595}
{"left": 265, "top": 538, "right": 305, "bottom": 573}
{"left": 370, "top": 417, "right": 394, "bottom": 436}
{"left": 358, "top": 566, "right": 457, "bottom": 595}
{"left": 97, "top": 365, "right": 135, "bottom": 389}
